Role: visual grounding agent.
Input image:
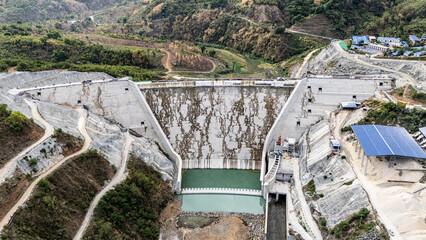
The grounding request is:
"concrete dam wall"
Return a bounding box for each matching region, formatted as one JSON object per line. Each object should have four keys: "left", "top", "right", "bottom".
{"left": 143, "top": 87, "right": 293, "bottom": 169}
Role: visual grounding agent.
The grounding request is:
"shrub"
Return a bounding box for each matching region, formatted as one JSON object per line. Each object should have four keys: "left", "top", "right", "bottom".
{"left": 0, "top": 61, "right": 8, "bottom": 71}
{"left": 0, "top": 104, "right": 11, "bottom": 119}
{"left": 3, "top": 111, "right": 30, "bottom": 132}
{"left": 38, "top": 179, "right": 50, "bottom": 192}
{"left": 65, "top": 140, "right": 75, "bottom": 148}
{"left": 29, "top": 158, "right": 37, "bottom": 166}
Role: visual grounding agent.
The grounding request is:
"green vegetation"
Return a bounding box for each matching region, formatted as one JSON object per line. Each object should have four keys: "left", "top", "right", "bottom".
{"left": 393, "top": 86, "right": 426, "bottom": 104}
{"left": 83, "top": 155, "right": 173, "bottom": 240}
{"left": 0, "top": 104, "right": 43, "bottom": 169}
{"left": 52, "top": 128, "right": 83, "bottom": 155}
{"left": 1, "top": 110, "right": 31, "bottom": 133}
{"left": 305, "top": 179, "right": 316, "bottom": 196}
{"left": 0, "top": 25, "right": 164, "bottom": 80}
{"left": 328, "top": 208, "right": 388, "bottom": 240}
{"left": 341, "top": 102, "right": 426, "bottom": 133}
{"left": 2, "top": 150, "right": 116, "bottom": 240}
{"left": 29, "top": 158, "right": 37, "bottom": 166}
{"left": 0, "top": 0, "right": 134, "bottom": 23}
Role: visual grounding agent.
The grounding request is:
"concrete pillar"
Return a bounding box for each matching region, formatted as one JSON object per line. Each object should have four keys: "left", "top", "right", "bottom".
{"left": 361, "top": 151, "right": 365, "bottom": 167}
{"left": 355, "top": 141, "right": 358, "bottom": 152}
{"left": 364, "top": 157, "right": 369, "bottom": 175}
{"left": 358, "top": 144, "right": 362, "bottom": 158}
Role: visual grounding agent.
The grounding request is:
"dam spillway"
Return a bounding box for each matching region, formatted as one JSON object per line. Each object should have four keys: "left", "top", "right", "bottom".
{"left": 143, "top": 87, "right": 292, "bottom": 169}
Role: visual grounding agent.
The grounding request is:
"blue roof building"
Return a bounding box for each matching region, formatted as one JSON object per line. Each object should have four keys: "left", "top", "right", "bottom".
{"left": 413, "top": 51, "right": 424, "bottom": 57}
{"left": 402, "top": 41, "right": 409, "bottom": 46}
{"left": 352, "top": 36, "right": 370, "bottom": 45}
{"left": 409, "top": 35, "right": 420, "bottom": 42}
{"left": 403, "top": 51, "right": 413, "bottom": 56}
{"left": 390, "top": 52, "right": 399, "bottom": 57}
{"left": 352, "top": 125, "right": 426, "bottom": 159}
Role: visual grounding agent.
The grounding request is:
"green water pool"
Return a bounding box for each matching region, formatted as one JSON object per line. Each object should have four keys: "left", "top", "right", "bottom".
{"left": 178, "top": 194, "right": 265, "bottom": 214}
{"left": 181, "top": 169, "right": 261, "bottom": 190}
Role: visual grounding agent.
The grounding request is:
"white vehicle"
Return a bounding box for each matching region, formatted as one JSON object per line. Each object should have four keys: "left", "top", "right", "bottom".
{"left": 388, "top": 229, "right": 395, "bottom": 237}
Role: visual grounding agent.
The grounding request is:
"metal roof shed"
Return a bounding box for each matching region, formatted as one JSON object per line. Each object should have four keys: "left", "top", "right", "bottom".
{"left": 341, "top": 102, "right": 359, "bottom": 109}
{"left": 352, "top": 125, "right": 426, "bottom": 159}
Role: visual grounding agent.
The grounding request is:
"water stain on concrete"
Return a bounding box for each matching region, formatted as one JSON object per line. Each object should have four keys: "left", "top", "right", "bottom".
{"left": 143, "top": 87, "right": 292, "bottom": 169}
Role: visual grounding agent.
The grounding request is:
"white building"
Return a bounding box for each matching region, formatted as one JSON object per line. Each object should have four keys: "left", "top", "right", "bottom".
{"left": 368, "top": 36, "right": 377, "bottom": 43}
{"left": 366, "top": 43, "right": 389, "bottom": 52}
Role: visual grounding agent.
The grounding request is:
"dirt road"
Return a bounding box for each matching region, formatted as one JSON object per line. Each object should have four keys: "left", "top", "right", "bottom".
{"left": 332, "top": 42, "right": 419, "bottom": 86}
{"left": 286, "top": 29, "right": 334, "bottom": 40}
{"left": 0, "top": 107, "right": 92, "bottom": 233}
{"left": 295, "top": 49, "right": 320, "bottom": 78}
{"left": 73, "top": 131, "right": 133, "bottom": 240}
{"left": 0, "top": 99, "right": 55, "bottom": 184}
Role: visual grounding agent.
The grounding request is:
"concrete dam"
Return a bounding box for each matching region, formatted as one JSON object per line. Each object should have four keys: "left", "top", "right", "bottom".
{"left": 143, "top": 87, "right": 293, "bottom": 169}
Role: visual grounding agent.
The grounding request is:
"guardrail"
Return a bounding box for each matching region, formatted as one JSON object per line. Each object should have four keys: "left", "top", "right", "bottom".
{"left": 138, "top": 79, "right": 299, "bottom": 89}
{"left": 181, "top": 187, "right": 262, "bottom": 196}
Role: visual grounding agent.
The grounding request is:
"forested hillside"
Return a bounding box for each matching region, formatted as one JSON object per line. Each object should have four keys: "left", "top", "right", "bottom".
{"left": 0, "top": 0, "right": 424, "bottom": 62}
{"left": 0, "top": 24, "right": 164, "bottom": 80}
{"left": 0, "top": 0, "right": 137, "bottom": 22}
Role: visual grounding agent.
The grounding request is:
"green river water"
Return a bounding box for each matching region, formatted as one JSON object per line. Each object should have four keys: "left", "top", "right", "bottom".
{"left": 180, "top": 169, "right": 264, "bottom": 214}
{"left": 182, "top": 169, "right": 261, "bottom": 189}
{"left": 178, "top": 194, "right": 265, "bottom": 214}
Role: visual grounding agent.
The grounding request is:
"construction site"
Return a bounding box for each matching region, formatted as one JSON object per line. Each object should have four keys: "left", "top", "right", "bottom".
{"left": 0, "top": 41, "right": 425, "bottom": 240}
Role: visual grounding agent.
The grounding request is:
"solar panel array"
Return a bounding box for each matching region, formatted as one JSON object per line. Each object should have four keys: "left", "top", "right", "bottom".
{"left": 352, "top": 125, "right": 426, "bottom": 159}
{"left": 420, "top": 127, "right": 426, "bottom": 138}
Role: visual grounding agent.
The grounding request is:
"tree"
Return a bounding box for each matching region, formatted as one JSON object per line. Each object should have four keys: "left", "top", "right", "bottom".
{"left": 47, "top": 30, "right": 61, "bottom": 39}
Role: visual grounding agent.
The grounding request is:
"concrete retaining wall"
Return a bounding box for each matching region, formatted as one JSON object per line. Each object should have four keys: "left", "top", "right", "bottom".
{"left": 23, "top": 80, "right": 182, "bottom": 192}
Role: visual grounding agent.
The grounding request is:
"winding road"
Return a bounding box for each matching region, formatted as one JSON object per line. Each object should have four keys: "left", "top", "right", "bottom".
{"left": 332, "top": 42, "right": 419, "bottom": 86}
{"left": 294, "top": 49, "right": 320, "bottom": 78}
{"left": 0, "top": 99, "right": 55, "bottom": 184}
{"left": 286, "top": 29, "right": 334, "bottom": 40}
{"left": 73, "top": 131, "right": 134, "bottom": 240}
{"left": 0, "top": 107, "right": 92, "bottom": 233}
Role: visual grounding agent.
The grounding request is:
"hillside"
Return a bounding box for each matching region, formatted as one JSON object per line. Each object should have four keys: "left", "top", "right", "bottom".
{"left": 0, "top": 104, "right": 44, "bottom": 169}
{"left": 2, "top": 150, "right": 116, "bottom": 239}
{"left": 0, "top": 0, "right": 138, "bottom": 23}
